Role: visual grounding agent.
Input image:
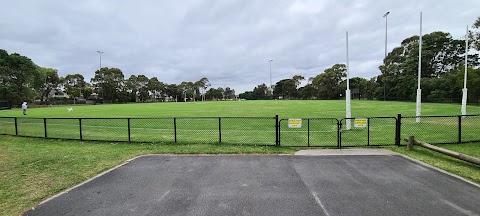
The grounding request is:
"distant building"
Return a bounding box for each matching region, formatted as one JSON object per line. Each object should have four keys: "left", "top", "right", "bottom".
{"left": 48, "top": 89, "right": 69, "bottom": 100}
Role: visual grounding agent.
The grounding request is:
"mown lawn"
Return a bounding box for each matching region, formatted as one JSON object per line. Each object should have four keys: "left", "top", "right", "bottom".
{"left": 386, "top": 143, "right": 480, "bottom": 184}
{"left": 2, "top": 100, "right": 480, "bottom": 119}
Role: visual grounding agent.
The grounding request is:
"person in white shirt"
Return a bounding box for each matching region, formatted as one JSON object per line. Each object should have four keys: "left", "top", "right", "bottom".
{"left": 21, "top": 102, "right": 27, "bottom": 115}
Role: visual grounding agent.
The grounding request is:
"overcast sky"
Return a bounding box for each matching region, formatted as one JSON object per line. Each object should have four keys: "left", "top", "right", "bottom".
{"left": 1, "top": 0, "right": 479, "bottom": 93}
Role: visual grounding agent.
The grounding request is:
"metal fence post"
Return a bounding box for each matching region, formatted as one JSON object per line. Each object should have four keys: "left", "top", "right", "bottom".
{"left": 338, "top": 120, "right": 342, "bottom": 148}
{"left": 367, "top": 118, "right": 370, "bottom": 146}
{"left": 307, "top": 119, "right": 310, "bottom": 147}
{"left": 218, "top": 117, "right": 222, "bottom": 143}
{"left": 44, "top": 118, "right": 47, "bottom": 138}
{"left": 174, "top": 118, "right": 177, "bottom": 143}
{"left": 275, "top": 115, "right": 279, "bottom": 147}
{"left": 396, "top": 114, "right": 401, "bottom": 146}
{"left": 79, "top": 118, "right": 83, "bottom": 140}
{"left": 14, "top": 117, "right": 18, "bottom": 136}
{"left": 458, "top": 115, "right": 462, "bottom": 144}
{"left": 128, "top": 118, "right": 131, "bottom": 142}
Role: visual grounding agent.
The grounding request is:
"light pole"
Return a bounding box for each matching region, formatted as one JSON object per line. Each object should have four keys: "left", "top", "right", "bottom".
{"left": 416, "top": 12, "right": 423, "bottom": 123}
{"left": 97, "top": 51, "right": 104, "bottom": 104}
{"left": 462, "top": 25, "right": 469, "bottom": 116}
{"left": 383, "top": 11, "right": 389, "bottom": 101}
{"left": 346, "top": 31, "right": 351, "bottom": 130}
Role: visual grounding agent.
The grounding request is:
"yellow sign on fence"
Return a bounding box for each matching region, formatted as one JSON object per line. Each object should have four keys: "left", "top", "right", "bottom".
{"left": 354, "top": 118, "right": 368, "bottom": 128}
{"left": 288, "top": 119, "right": 302, "bottom": 128}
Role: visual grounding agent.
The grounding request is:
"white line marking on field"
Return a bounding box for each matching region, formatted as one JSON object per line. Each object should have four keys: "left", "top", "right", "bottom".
{"left": 311, "top": 191, "right": 330, "bottom": 216}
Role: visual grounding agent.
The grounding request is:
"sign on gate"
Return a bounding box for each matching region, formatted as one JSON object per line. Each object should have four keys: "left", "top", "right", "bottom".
{"left": 288, "top": 119, "right": 302, "bottom": 128}
{"left": 354, "top": 118, "right": 368, "bottom": 128}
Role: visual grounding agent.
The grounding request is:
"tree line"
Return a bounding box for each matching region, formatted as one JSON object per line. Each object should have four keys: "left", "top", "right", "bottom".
{"left": 0, "top": 51, "right": 237, "bottom": 105}
{"left": 240, "top": 17, "right": 480, "bottom": 103}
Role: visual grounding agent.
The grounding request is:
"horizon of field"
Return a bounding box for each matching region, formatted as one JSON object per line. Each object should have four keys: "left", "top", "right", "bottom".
{"left": 1, "top": 100, "right": 480, "bottom": 119}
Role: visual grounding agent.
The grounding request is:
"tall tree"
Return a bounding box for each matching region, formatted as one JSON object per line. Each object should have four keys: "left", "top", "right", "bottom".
{"left": 379, "top": 31, "right": 479, "bottom": 101}
{"left": 82, "top": 83, "right": 93, "bottom": 100}
{"left": 137, "top": 75, "right": 150, "bottom": 102}
{"left": 64, "top": 74, "right": 86, "bottom": 104}
{"left": 472, "top": 16, "right": 480, "bottom": 51}
{"left": 164, "top": 83, "right": 182, "bottom": 102}
{"left": 147, "top": 77, "right": 163, "bottom": 102}
{"left": 311, "top": 64, "right": 346, "bottom": 99}
{"left": 252, "top": 83, "right": 269, "bottom": 100}
{"left": 91, "top": 67, "right": 125, "bottom": 103}
{"left": 205, "top": 87, "right": 223, "bottom": 100}
{"left": 224, "top": 87, "right": 235, "bottom": 99}
{"left": 195, "top": 77, "right": 210, "bottom": 101}
{"left": 125, "top": 75, "right": 139, "bottom": 102}
{"left": 0, "top": 50, "right": 40, "bottom": 105}
{"left": 38, "top": 67, "right": 63, "bottom": 102}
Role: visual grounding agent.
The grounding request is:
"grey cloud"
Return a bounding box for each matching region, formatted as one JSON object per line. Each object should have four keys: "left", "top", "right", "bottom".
{"left": 1, "top": 0, "right": 479, "bottom": 93}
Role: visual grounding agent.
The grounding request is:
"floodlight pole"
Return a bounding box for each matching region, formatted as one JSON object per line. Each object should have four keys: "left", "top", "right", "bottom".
{"left": 97, "top": 51, "right": 104, "bottom": 104}
{"left": 462, "top": 25, "right": 469, "bottom": 116}
{"left": 269, "top": 59, "right": 273, "bottom": 93}
{"left": 383, "top": 11, "right": 389, "bottom": 101}
{"left": 346, "top": 31, "right": 352, "bottom": 130}
{"left": 416, "top": 12, "right": 422, "bottom": 123}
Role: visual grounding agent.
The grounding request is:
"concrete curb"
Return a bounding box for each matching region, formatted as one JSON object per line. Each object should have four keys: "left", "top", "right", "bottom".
{"left": 294, "top": 148, "right": 399, "bottom": 156}
{"left": 397, "top": 154, "right": 480, "bottom": 189}
{"left": 30, "top": 154, "right": 147, "bottom": 209}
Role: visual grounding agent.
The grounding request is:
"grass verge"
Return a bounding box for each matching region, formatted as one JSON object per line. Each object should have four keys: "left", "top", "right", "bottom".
{"left": 386, "top": 143, "right": 480, "bottom": 184}
{"left": 0, "top": 135, "right": 297, "bottom": 216}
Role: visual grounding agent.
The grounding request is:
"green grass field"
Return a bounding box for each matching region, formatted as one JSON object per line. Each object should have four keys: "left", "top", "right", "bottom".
{"left": 2, "top": 100, "right": 480, "bottom": 118}
{"left": 2, "top": 100, "right": 480, "bottom": 216}
{"left": 1, "top": 100, "right": 480, "bottom": 146}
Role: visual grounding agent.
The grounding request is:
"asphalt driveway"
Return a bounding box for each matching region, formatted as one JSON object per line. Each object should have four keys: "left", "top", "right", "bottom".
{"left": 24, "top": 154, "right": 480, "bottom": 216}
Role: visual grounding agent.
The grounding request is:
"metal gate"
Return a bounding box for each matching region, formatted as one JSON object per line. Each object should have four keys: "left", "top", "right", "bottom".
{"left": 279, "top": 118, "right": 339, "bottom": 147}
{"left": 339, "top": 117, "right": 398, "bottom": 147}
{"left": 278, "top": 116, "right": 399, "bottom": 148}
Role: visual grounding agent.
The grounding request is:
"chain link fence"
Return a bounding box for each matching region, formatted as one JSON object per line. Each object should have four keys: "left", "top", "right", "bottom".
{"left": 279, "top": 118, "right": 339, "bottom": 147}
{"left": 339, "top": 117, "right": 397, "bottom": 147}
{"left": 0, "top": 117, "right": 15, "bottom": 135}
{"left": 0, "top": 116, "right": 278, "bottom": 146}
{"left": 1, "top": 114, "right": 479, "bottom": 147}
{"left": 460, "top": 115, "right": 480, "bottom": 143}
{"left": 401, "top": 114, "right": 480, "bottom": 144}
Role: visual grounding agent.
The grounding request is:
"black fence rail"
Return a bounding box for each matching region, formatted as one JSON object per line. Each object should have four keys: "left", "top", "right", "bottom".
{"left": 401, "top": 114, "right": 480, "bottom": 144}
{"left": 0, "top": 116, "right": 278, "bottom": 146}
{"left": 1, "top": 114, "right": 480, "bottom": 147}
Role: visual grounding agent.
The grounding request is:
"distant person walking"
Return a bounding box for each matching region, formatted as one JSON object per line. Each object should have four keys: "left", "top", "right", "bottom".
{"left": 22, "top": 102, "right": 27, "bottom": 115}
